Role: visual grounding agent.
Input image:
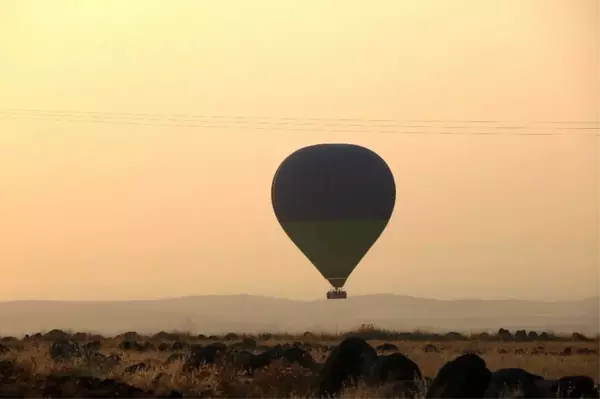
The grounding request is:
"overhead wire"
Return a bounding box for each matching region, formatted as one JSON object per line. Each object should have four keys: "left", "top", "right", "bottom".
{"left": 0, "top": 108, "right": 598, "bottom": 137}
{"left": 1, "top": 108, "right": 599, "bottom": 124}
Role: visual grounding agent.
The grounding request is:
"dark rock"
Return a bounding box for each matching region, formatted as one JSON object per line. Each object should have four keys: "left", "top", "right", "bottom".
{"left": 0, "top": 359, "right": 23, "bottom": 380}
{"left": 553, "top": 376, "right": 598, "bottom": 398}
{"left": 84, "top": 340, "right": 102, "bottom": 352}
{"left": 371, "top": 352, "right": 422, "bottom": 383}
{"left": 318, "top": 337, "right": 378, "bottom": 398}
{"left": 208, "top": 342, "right": 227, "bottom": 351}
{"left": 484, "top": 368, "right": 547, "bottom": 398}
{"left": 259, "top": 332, "right": 273, "bottom": 340}
{"left": 576, "top": 348, "right": 598, "bottom": 355}
{"left": 423, "top": 344, "right": 440, "bottom": 353}
{"left": 444, "top": 332, "right": 465, "bottom": 341}
{"left": 117, "top": 331, "right": 140, "bottom": 341}
{"left": 71, "top": 332, "right": 91, "bottom": 341}
{"left": 158, "top": 342, "right": 171, "bottom": 352}
{"left": 280, "top": 346, "right": 316, "bottom": 369}
{"left": 228, "top": 349, "right": 278, "bottom": 376}
{"left": 183, "top": 343, "right": 227, "bottom": 371}
{"left": 153, "top": 331, "right": 180, "bottom": 341}
{"left": 241, "top": 337, "right": 257, "bottom": 349}
{"left": 155, "top": 389, "right": 184, "bottom": 398}
{"left": 560, "top": 347, "right": 573, "bottom": 356}
{"left": 171, "top": 341, "right": 187, "bottom": 351}
{"left": 143, "top": 342, "right": 155, "bottom": 351}
{"left": 376, "top": 343, "right": 399, "bottom": 352}
{"left": 49, "top": 339, "right": 83, "bottom": 361}
{"left": 119, "top": 340, "right": 145, "bottom": 351}
{"left": 530, "top": 347, "right": 545, "bottom": 355}
{"left": 44, "top": 329, "right": 70, "bottom": 341}
{"left": 0, "top": 344, "right": 10, "bottom": 356}
{"left": 426, "top": 353, "right": 491, "bottom": 398}
{"left": 42, "top": 374, "right": 151, "bottom": 398}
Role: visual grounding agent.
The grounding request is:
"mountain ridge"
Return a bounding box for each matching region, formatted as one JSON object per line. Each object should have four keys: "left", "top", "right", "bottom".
{"left": 1, "top": 294, "right": 597, "bottom": 337}
{"left": 3, "top": 293, "right": 597, "bottom": 304}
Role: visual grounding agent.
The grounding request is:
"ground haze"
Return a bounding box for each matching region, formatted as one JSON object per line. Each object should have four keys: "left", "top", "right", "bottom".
{"left": 0, "top": 294, "right": 597, "bottom": 337}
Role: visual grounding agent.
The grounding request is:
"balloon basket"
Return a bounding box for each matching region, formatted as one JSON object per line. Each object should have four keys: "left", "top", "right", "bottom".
{"left": 326, "top": 289, "right": 347, "bottom": 299}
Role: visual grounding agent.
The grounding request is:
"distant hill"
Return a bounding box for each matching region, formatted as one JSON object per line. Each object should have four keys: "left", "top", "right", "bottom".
{"left": 0, "top": 294, "right": 597, "bottom": 337}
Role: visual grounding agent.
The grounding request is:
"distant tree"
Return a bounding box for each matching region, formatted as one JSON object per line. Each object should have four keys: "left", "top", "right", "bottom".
{"left": 571, "top": 332, "right": 590, "bottom": 342}
{"left": 514, "top": 330, "right": 528, "bottom": 341}
{"left": 496, "top": 328, "right": 512, "bottom": 341}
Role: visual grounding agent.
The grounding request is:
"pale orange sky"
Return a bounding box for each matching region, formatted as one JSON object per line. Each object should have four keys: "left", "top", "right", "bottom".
{"left": 0, "top": 0, "right": 598, "bottom": 301}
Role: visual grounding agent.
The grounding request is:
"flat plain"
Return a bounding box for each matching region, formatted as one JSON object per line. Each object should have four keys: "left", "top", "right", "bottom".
{"left": 0, "top": 328, "right": 598, "bottom": 398}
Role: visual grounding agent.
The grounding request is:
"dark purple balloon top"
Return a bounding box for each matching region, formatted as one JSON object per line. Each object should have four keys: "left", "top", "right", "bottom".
{"left": 271, "top": 144, "right": 396, "bottom": 223}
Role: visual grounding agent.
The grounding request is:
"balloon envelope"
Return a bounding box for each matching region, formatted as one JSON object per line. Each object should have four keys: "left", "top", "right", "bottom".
{"left": 271, "top": 143, "right": 396, "bottom": 288}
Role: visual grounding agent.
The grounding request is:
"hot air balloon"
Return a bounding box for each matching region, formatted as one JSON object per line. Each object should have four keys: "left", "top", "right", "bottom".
{"left": 271, "top": 143, "right": 396, "bottom": 299}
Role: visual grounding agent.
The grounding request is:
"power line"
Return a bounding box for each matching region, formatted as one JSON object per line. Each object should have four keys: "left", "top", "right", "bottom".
{"left": 2, "top": 108, "right": 598, "bottom": 125}
{"left": 1, "top": 108, "right": 598, "bottom": 137}
{"left": 1, "top": 114, "right": 596, "bottom": 136}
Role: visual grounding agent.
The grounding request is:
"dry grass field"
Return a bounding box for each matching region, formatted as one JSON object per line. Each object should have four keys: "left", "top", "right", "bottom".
{"left": 0, "top": 328, "right": 598, "bottom": 398}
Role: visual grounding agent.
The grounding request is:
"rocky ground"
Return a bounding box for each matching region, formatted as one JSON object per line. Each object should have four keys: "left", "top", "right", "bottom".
{"left": 0, "top": 329, "right": 598, "bottom": 398}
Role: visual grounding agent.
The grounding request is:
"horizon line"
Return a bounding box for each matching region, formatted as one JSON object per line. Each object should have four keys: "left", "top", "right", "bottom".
{"left": 0, "top": 293, "right": 597, "bottom": 305}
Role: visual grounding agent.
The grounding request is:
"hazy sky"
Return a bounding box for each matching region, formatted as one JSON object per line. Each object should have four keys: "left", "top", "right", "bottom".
{"left": 1, "top": 0, "right": 598, "bottom": 301}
